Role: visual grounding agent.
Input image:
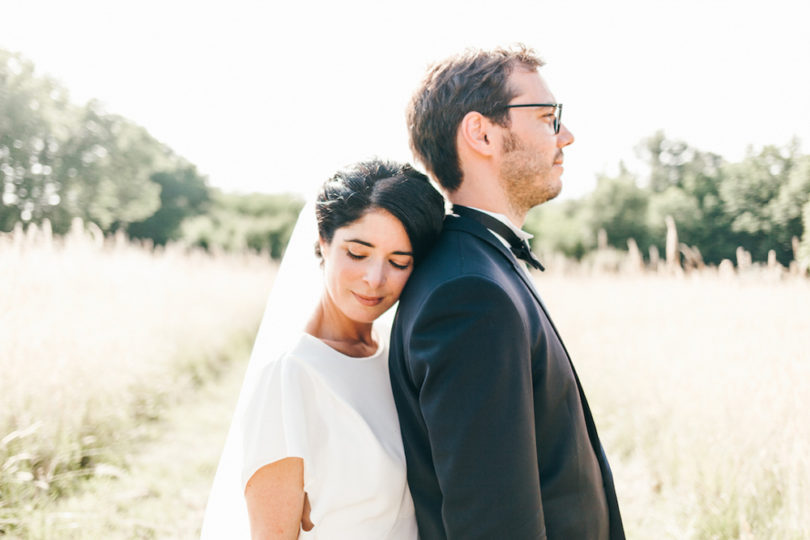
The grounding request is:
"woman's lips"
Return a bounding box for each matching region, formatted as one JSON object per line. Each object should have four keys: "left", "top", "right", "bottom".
{"left": 353, "top": 292, "right": 383, "bottom": 306}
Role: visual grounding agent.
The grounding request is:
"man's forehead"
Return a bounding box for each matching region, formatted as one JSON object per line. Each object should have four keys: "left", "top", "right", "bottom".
{"left": 509, "top": 69, "right": 554, "bottom": 101}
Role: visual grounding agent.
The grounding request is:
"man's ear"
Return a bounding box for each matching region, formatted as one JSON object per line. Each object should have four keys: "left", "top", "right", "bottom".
{"left": 458, "top": 111, "right": 497, "bottom": 157}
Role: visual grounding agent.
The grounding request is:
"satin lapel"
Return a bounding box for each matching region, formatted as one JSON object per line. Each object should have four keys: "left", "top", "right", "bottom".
{"left": 445, "top": 215, "right": 607, "bottom": 464}
{"left": 444, "top": 215, "right": 547, "bottom": 310}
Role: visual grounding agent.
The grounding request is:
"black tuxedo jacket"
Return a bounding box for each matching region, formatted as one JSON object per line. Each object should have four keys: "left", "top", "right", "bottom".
{"left": 389, "top": 211, "right": 624, "bottom": 540}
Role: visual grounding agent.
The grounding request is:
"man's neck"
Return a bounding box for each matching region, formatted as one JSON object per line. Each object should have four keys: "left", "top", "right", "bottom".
{"left": 449, "top": 192, "right": 526, "bottom": 228}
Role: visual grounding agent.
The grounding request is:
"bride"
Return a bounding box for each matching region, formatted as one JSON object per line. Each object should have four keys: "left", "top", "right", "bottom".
{"left": 201, "top": 159, "right": 445, "bottom": 539}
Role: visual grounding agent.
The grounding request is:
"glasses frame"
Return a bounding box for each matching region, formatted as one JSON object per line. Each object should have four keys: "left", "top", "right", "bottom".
{"left": 501, "top": 103, "right": 563, "bottom": 134}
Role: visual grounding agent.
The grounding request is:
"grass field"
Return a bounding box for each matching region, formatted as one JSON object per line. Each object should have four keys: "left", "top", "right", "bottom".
{"left": 12, "top": 338, "right": 250, "bottom": 539}
{"left": 536, "top": 270, "right": 810, "bottom": 539}
{"left": 2, "top": 222, "right": 809, "bottom": 538}
{"left": 0, "top": 221, "right": 275, "bottom": 537}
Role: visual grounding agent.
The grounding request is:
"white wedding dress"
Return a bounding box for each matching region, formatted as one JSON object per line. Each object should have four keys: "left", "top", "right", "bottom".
{"left": 201, "top": 200, "right": 417, "bottom": 539}
{"left": 240, "top": 331, "right": 417, "bottom": 538}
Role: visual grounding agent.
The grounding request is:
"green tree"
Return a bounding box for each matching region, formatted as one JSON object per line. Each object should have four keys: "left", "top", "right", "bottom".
{"left": 0, "top": 50, "right": 70, "bottom": 230}
{"left": 1, "top": 49, "right": 174, "bottom": 235}
{"left": 718, "top": 143, "right": 804, "bottom": 263}
{"left": 635, "top": 132, "right": 761, "bottom": 264}
{"left": 636, "top": 131, "right": 724, "bottom": 196}
{"left": 646, "top": 187, "right": 701, "bottom": 244}
{"left": 798, "top": 198, "right": 810, "bottom": 271}
{"left": 583, "top": 164, "right": 651, "bottom": 250}
{"left": 525, "top": 198, "right": 590, "bottom": 259}
{"left": 181, "top": 190, "right": 304, "bottom": 258}
{"left": 770, "top": 152, "right": 810, "bottom": 260}
{"left": 527, "top": 133, "right": 808, "bottom": 267}
{"left": 127, "top": 166, "right": 210, "bottom": 245}
{"left": 55, "top": 101, "right": 164, "bottom": 233}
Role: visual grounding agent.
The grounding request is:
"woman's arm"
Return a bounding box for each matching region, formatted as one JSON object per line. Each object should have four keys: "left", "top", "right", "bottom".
{"left": 244, "top": 457, "right": 309, "bottom": 540}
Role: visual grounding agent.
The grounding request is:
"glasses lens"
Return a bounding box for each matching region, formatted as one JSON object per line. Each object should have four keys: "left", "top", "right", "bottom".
{"left": 555, "top": 105, "right": 562, "bottom": 134}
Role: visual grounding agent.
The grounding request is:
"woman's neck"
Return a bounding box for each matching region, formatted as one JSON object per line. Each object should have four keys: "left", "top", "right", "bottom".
{"left": 305, "top": 293, "right": 377, "bottom": 358}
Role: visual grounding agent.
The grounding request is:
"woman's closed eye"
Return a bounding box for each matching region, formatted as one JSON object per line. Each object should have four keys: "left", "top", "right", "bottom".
{"left": 347, "top": 249, "right": 410, "bottom": 270}
{"left": 389, "top": 259, "right": 411, "bottom": 270}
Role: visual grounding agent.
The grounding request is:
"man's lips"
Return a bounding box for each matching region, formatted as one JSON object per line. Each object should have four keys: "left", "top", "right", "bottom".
{"left": 352, "top": 292, "right": 384, "bottom": 306}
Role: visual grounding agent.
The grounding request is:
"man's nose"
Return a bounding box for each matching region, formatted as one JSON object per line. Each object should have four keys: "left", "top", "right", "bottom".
{"left": 557, "top": 123, "right": 574, "bottom": 147}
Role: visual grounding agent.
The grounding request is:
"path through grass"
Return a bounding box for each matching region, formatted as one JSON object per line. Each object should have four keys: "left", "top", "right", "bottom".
{"left": 14, "top": 356, "right": 247, "bottom": 539}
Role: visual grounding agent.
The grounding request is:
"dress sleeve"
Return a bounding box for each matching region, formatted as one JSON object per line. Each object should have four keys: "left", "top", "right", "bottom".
{"left": 239, "top": 352, "right": 313, "bottom": 492}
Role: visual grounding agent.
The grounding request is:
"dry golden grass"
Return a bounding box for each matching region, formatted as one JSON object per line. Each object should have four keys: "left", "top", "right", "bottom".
{"left": 535, "top": 269, "right": 810, "bottom": 539}
{"left": 0, "top": 221, "right": 275, "bottom": 534}
{"left": 4, "top": 218, "right": 809, "bottom": 539}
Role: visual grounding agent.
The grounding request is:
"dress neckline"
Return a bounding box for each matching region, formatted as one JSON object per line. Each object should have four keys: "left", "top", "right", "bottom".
{"left": 300, "top": 329, "right": 383, "bottom": 361}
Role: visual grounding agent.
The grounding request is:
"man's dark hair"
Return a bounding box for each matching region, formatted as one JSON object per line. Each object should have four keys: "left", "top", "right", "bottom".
{"left": 315, "top": 159, "right": 445, "bottom": 265}
{"left": 406, "top": 44, "right": 544, "bottom": 192}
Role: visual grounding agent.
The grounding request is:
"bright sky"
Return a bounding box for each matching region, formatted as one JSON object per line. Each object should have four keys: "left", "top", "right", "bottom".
{"left": 3, "top": 0, "right": 809, "bottom": 200}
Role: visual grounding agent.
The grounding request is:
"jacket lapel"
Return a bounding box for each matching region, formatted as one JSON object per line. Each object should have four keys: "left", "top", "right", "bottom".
{"left": 444, "top": 214, "right": 547, "bottom": 309}
{"left": 444, "top": 214, "right": 624, "bottom": 537}
{"left": 445, "top": 214, "right": 605, "bottom": 448}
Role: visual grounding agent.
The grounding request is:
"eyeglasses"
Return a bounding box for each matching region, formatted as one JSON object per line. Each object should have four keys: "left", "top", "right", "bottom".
{"left": 502, "top": 103, "right": 563, "bottom": 134}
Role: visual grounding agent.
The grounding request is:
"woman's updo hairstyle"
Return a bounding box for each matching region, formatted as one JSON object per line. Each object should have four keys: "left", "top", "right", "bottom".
{"left": 315, "top": 159, "right": 445, "bottom": 265}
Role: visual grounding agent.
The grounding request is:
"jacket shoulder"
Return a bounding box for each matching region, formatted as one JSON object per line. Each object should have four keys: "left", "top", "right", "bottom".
{"left": 397, "top": 227, "right": 519, "bottom": 318}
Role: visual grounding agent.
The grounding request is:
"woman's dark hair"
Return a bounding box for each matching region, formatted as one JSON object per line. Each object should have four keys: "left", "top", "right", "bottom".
{"left": 315, "top": 159, "right": 445, "bottom": 265}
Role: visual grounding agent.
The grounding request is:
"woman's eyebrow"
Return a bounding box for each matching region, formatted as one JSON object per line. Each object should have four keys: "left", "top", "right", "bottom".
{"left": 346, "top": 238, "right": 373, "bottom": 247}
{"left": 346, "top": 239, "right": 412, "bottom": 256}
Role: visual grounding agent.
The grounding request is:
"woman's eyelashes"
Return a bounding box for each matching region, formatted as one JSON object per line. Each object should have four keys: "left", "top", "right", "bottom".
{"left": 389, "top": 259, "right": 411, "bottom": 270}
{"left": 346, "top": 249, "right": 411, "bottom": 270}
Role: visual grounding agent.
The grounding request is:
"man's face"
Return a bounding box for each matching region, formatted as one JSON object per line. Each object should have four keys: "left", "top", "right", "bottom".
{"left": 496, "top": 69, "right": 575, "bottom": 214}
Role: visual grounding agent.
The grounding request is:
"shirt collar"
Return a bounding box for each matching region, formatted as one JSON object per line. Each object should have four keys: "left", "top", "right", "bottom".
{"left": 464, "top": 206, "right": 534, "bottom": 242}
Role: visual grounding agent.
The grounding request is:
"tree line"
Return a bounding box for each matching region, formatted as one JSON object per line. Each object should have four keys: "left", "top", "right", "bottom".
{"left": 3, "top": 49, "right": 809, "bottom": 268}
{"left": 526, "top": 131, "right": 810, "bottom": 270}
{"left": 1, "top": 49, "right": 302, "bottom": 258}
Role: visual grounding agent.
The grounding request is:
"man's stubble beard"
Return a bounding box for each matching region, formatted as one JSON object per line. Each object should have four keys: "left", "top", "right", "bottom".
{"left": 499, "top": 130, "right": 561, "bottom": 217}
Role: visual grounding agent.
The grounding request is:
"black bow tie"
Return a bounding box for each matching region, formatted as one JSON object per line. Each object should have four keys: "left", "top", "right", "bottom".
{"left": 452, "top": 205, "right": 544, "bottom": 271}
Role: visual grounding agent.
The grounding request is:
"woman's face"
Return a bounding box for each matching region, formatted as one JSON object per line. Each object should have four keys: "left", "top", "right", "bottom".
{"left": 319, "top": 209, "right": 414, "bottom": 325}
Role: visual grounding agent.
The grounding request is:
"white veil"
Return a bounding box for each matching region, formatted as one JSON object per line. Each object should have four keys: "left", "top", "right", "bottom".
{"left": 200, "top": 198, "right": 322, "bottom": 539}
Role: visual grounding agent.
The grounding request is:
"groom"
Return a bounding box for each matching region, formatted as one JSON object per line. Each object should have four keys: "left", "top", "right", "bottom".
{"left": 389, "top": 45, "right": 625, "bottom": 539}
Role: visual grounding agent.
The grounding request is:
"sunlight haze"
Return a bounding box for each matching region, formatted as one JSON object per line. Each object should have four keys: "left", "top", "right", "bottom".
{"left": 3, "top": 0, "right": 809, "bottom": 199}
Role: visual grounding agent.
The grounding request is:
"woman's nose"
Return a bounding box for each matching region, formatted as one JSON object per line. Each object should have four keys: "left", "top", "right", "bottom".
{"left": 363, "top": 262, "right": 386, "bottom": 288}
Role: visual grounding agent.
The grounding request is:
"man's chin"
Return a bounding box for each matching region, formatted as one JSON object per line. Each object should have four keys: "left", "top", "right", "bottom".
{"left": 541, "top": 178, "right": 563, "bottom": 204}
{"left": 553, "top": 178, "right": 563, "bottom": 196}
{"left": 521, "top": 186, "right": 561, "bottom": 212}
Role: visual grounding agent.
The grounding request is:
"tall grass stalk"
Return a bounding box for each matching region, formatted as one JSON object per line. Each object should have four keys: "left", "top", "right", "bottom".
{"left": 0, "top": 221, "right": 275, "bottom": 532}
{"left": 536, "top": 271, "right": 810, "bottom": 539}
